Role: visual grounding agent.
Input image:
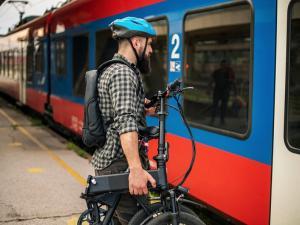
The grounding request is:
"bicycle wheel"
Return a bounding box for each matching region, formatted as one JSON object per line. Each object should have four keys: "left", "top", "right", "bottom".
{"left": 146, "top": 212, "right": 205, "bottom": 225}
{"left": 128, "top": 203, "right": 198, "bottom": 225}
{"left": 77, "top": 209, "right": 90, "bottom": 225}
{"left": 77, "top": 209, "right": 115, "bottom": 225}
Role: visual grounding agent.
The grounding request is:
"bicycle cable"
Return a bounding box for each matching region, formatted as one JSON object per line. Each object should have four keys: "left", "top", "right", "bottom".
{"left": 172, "top": 93, "right": 197, "bottom": 187}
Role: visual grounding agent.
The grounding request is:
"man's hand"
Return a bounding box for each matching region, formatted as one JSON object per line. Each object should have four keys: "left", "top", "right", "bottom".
{"left": 144, "top": 98, "right": 156, "bottom": 116}
{"left": 149, "top": 159, "right": 157, "bottom": 170}
{"left": 129, "top": 167, "right": 156, "bottom": 195}
{"left": 120, "top": 132, "right": 156, "bottom": 195}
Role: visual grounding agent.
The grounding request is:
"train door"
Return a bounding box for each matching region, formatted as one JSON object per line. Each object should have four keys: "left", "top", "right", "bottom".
{"left": 271, "top": 0, "right": 300, "bottom": 224}
{"left": 19, "top": 39, "right": 27, "bottom": 104}
{"left": 25, "top": 28, "right": 48, "bottom": 113}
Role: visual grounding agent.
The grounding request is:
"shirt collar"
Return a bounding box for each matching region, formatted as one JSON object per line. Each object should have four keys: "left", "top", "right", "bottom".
{"left": 113, "top": 53, "right": 139, "bottom": 74}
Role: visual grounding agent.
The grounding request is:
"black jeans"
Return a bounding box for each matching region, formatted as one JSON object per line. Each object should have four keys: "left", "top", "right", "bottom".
{"left": 95, "top": 158, "right": 147, "bottom": 225}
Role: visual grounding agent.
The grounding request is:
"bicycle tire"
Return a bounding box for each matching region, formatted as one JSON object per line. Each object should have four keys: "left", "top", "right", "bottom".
{"left": 77, "top": 209, "right": 90, "bottom": 225}
{"left": 77, "top": 209, "right": 116, "bottom": 225}
{"left": 146, "top": 212, "right": 205, "bottom": 225}
{"left": 128, "top": 203, "right": 198, "bottom": 225}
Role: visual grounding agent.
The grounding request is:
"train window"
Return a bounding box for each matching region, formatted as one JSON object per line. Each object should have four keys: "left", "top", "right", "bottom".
{"left": 6, "top": 51, "right": 9, "bottom": 78}
{"left": 27, "top": 41, "right": 34, "bottom": 82}
{"left": 7, "top": 52, "right": 10, "bottom": 77}
{"left": 11, "top": 51, "right": 15, "bottom": 79}
{"left": 11, "top": 50, "right": 15, "bottom": 79}
{"left": 14, "top": 49, "right": 20, "bottom": 80}
{"left": 286, "top": 1, "right": 300, "bottom": 151}
{"left": 8, "top": 51, "right": 12, "bottom": 78}
{"left": 2, "top": 52, "right": 6, "bottom": 77}
{"left": 143, "top": 19, "right": 168, "bottom": 98}
{"left": 73, "top": 33, "right": 89, "bottom": 97}
{"left": 0, "top": 52, "right": 2, "bottom": 76}
{"left": 95, "top": 29, "right": 117, "bottom": 67}
{"left": 4, "top": 52, "right": 7, "bottom": 77}
{"left": 55, "top": 39, "right": 67, "bottom": 76}
{"left": 1, "top": 52, "right": 3, "bottom": 76}
{"left": 34, "top": 42, "right": 44, "bottom": 74}
{"left": 1, "top": 52, "right": 4, "bottom": 76}
{"left": 184, "top": 4, "right": 252, "bottom": 135}
{"left": 5, "top": 51, "right": 8, "bottom": 77}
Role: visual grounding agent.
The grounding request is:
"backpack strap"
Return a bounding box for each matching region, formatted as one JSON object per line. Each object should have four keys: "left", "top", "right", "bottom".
{"left": 96, "top": 59, "right": 138, "bottom": 76}
{"left": 96, "top": 59, "right": 141, "bottom": 95}
{"left": 96, "top": 59, "right": 142, "bottom": 126}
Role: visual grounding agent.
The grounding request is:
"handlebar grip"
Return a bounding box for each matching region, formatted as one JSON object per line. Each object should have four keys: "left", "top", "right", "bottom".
{"left": 145, "top": 94, "right": 158, "bottom": 108}
{"left": 145, "top": 100, "right": 157, "bottom": 108}
{"left": 144, "top": 79, "right": 182, "bottom": 109}
{"left": 168, "top": 79, "right": 182, "bottom": 92}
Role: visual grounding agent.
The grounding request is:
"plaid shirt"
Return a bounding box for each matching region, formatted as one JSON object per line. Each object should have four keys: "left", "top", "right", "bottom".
{"left": 91, "top": 54, "right": 146, "bottom": 170}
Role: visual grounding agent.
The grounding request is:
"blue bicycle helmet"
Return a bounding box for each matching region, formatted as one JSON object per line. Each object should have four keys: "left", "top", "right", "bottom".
{"left": 109, "top": 17, "right": 156, "bottom": 39}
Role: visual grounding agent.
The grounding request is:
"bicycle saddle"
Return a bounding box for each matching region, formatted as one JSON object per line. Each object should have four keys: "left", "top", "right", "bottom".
{"left": 138, "top": 126, "right": 159, "bottom": 139}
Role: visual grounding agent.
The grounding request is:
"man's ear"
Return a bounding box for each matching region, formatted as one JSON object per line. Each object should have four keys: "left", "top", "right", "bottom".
{"left": 131, "top": 37, "right": 140, "bottom": 48}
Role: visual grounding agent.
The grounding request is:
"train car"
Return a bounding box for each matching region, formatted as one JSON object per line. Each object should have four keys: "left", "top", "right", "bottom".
{"left": 0, "top": 0, "right": 300, "bottom": 224}
{"left": 0, "top": 13, "right": 51, "bottom": 113}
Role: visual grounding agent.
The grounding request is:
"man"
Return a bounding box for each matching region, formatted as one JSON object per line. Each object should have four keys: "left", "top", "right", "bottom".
{"left": 209, "top": 59, "right": 236, "bottom": 125}
{"left": 91, "top": 17, "right": 157, "bottom": 225}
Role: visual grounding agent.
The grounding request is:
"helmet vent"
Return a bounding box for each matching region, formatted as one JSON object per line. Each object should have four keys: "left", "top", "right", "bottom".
{"left": 131, "top": 20, "right": 143, "bottom": 25}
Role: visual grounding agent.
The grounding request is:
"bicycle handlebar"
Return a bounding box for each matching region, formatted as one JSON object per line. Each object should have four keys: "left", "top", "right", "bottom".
{"left": 144, "top": 79, "right": 182, "bottom": 108}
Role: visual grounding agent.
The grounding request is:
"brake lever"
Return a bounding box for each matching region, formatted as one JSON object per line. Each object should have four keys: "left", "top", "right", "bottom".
{"left": 182, "top": 87, "right": 194, "bottom": 91}
{"left": 144, "top": 85, "right": 193, "bottom": 108}
{"left": 170, "top": 87, "right": 194, "bottom": 96}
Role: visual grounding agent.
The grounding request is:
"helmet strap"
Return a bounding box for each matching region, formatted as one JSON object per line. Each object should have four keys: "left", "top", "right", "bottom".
{"left": 128, "top": 37, "right": 148, "bottom": 65}
{"left": 141, "top": 37, "right": 148, "bottom": 62}
{"left": 128, "top": 38, "right": 140, "bottom": 65}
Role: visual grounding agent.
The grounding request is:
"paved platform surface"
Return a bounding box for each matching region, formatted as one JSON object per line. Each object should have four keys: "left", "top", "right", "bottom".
{"left": 0, "top": 98, "right": 93, "bottom": 225}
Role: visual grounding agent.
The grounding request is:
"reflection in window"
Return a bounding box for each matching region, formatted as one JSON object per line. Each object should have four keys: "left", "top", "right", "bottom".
{"left": 5, "top": 51, "right": 10, "bottom": 77}
{"left": 15, "top": 49, "right": 21, "bottom": 80}
{"left": 12, "top": 50, "right": 15, "bottom": 77}
{"left": 184, "top": 4, "right": 251, "bottom": 134}
{"left": 143, "top": 19, "right": 168, "bottom": 98}
{"left": 34, "top": 42, "right": 44, "bottom": 73}
{"left": 3, "top": 52, "right": 6, "bottom": 77}
{"left": 287, "top": 2, "right": 300, "bottom": 150}
{"left": 5, "top": 52, "right": 8, "bottom": 77}
{"left": 7, "top": 51, "right": 11, "bottom": 78}
{"left": 7, "top": 51, "right": 10, "bottom": 78}
{"left": 73, "top": 34, "right": 89, "bottom": 97}
{"left": 0, "top": 52, "right": 2, "bottom": 76}
{"left": 95, "top": 29, "right": 117, "bottom": 67}
{"left": 55, "top": 39, "right": 67, "bottom": 75}
{"left": 15, "top": 49, "right": 22, "bottom": 79}
{"left": 26, "top": 38, "right": 34, "bottom": 82}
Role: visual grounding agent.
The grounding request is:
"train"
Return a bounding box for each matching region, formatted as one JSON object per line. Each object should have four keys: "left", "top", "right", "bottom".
{"left": 0, "top": 0, "right": 299, "bottom": 224}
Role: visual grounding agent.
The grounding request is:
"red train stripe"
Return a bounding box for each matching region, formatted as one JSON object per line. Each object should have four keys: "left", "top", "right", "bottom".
{"left": 50, "top": 0, "right": 164, "bottom": 32}
{"left": 148, "top": 134, "right": 271, "bottom": 225}
{"left": 0, "top": 79, "right": 19, "bottom": 100}
{"left": 30, "top": 94, "right": 271, "bottom": 224}
{"left": 26, "top": 88, "right": 47, "bottom": 113}
{"left": 50, "top": 95, "right": 84, "bottom": 135}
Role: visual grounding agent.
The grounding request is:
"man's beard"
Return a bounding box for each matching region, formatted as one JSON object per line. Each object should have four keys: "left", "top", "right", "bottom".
{"left": 137, "top": 55, "right": 151, "bottom": 74}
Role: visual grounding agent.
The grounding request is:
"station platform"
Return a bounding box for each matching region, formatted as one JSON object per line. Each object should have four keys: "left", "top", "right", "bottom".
{"left": 0, "top": 97, "right": 93, "bottom": 225}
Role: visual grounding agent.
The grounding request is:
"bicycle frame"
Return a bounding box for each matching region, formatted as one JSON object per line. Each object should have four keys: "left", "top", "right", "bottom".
{"left": 80, "top": 88, "right": 185, "bottom": 225}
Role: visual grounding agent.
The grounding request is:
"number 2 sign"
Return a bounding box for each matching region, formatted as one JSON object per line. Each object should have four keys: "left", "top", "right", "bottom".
{"left": 170, "top": 33, "right": 181, "bottom": 72}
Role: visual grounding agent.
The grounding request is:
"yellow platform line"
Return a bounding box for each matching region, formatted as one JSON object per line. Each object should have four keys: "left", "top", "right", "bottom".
{"left": 0, "top": 108, "right": 86, "bottom": 186}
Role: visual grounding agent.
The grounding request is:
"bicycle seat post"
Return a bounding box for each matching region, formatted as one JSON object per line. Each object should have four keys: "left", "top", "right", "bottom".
{"left": 153, "top": 90, "right": 168, "bottom": 190}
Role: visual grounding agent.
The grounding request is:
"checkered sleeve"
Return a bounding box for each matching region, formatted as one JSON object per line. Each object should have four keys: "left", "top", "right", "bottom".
{"left": 108, "top": 65, "right": 139, "bottom": 135}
